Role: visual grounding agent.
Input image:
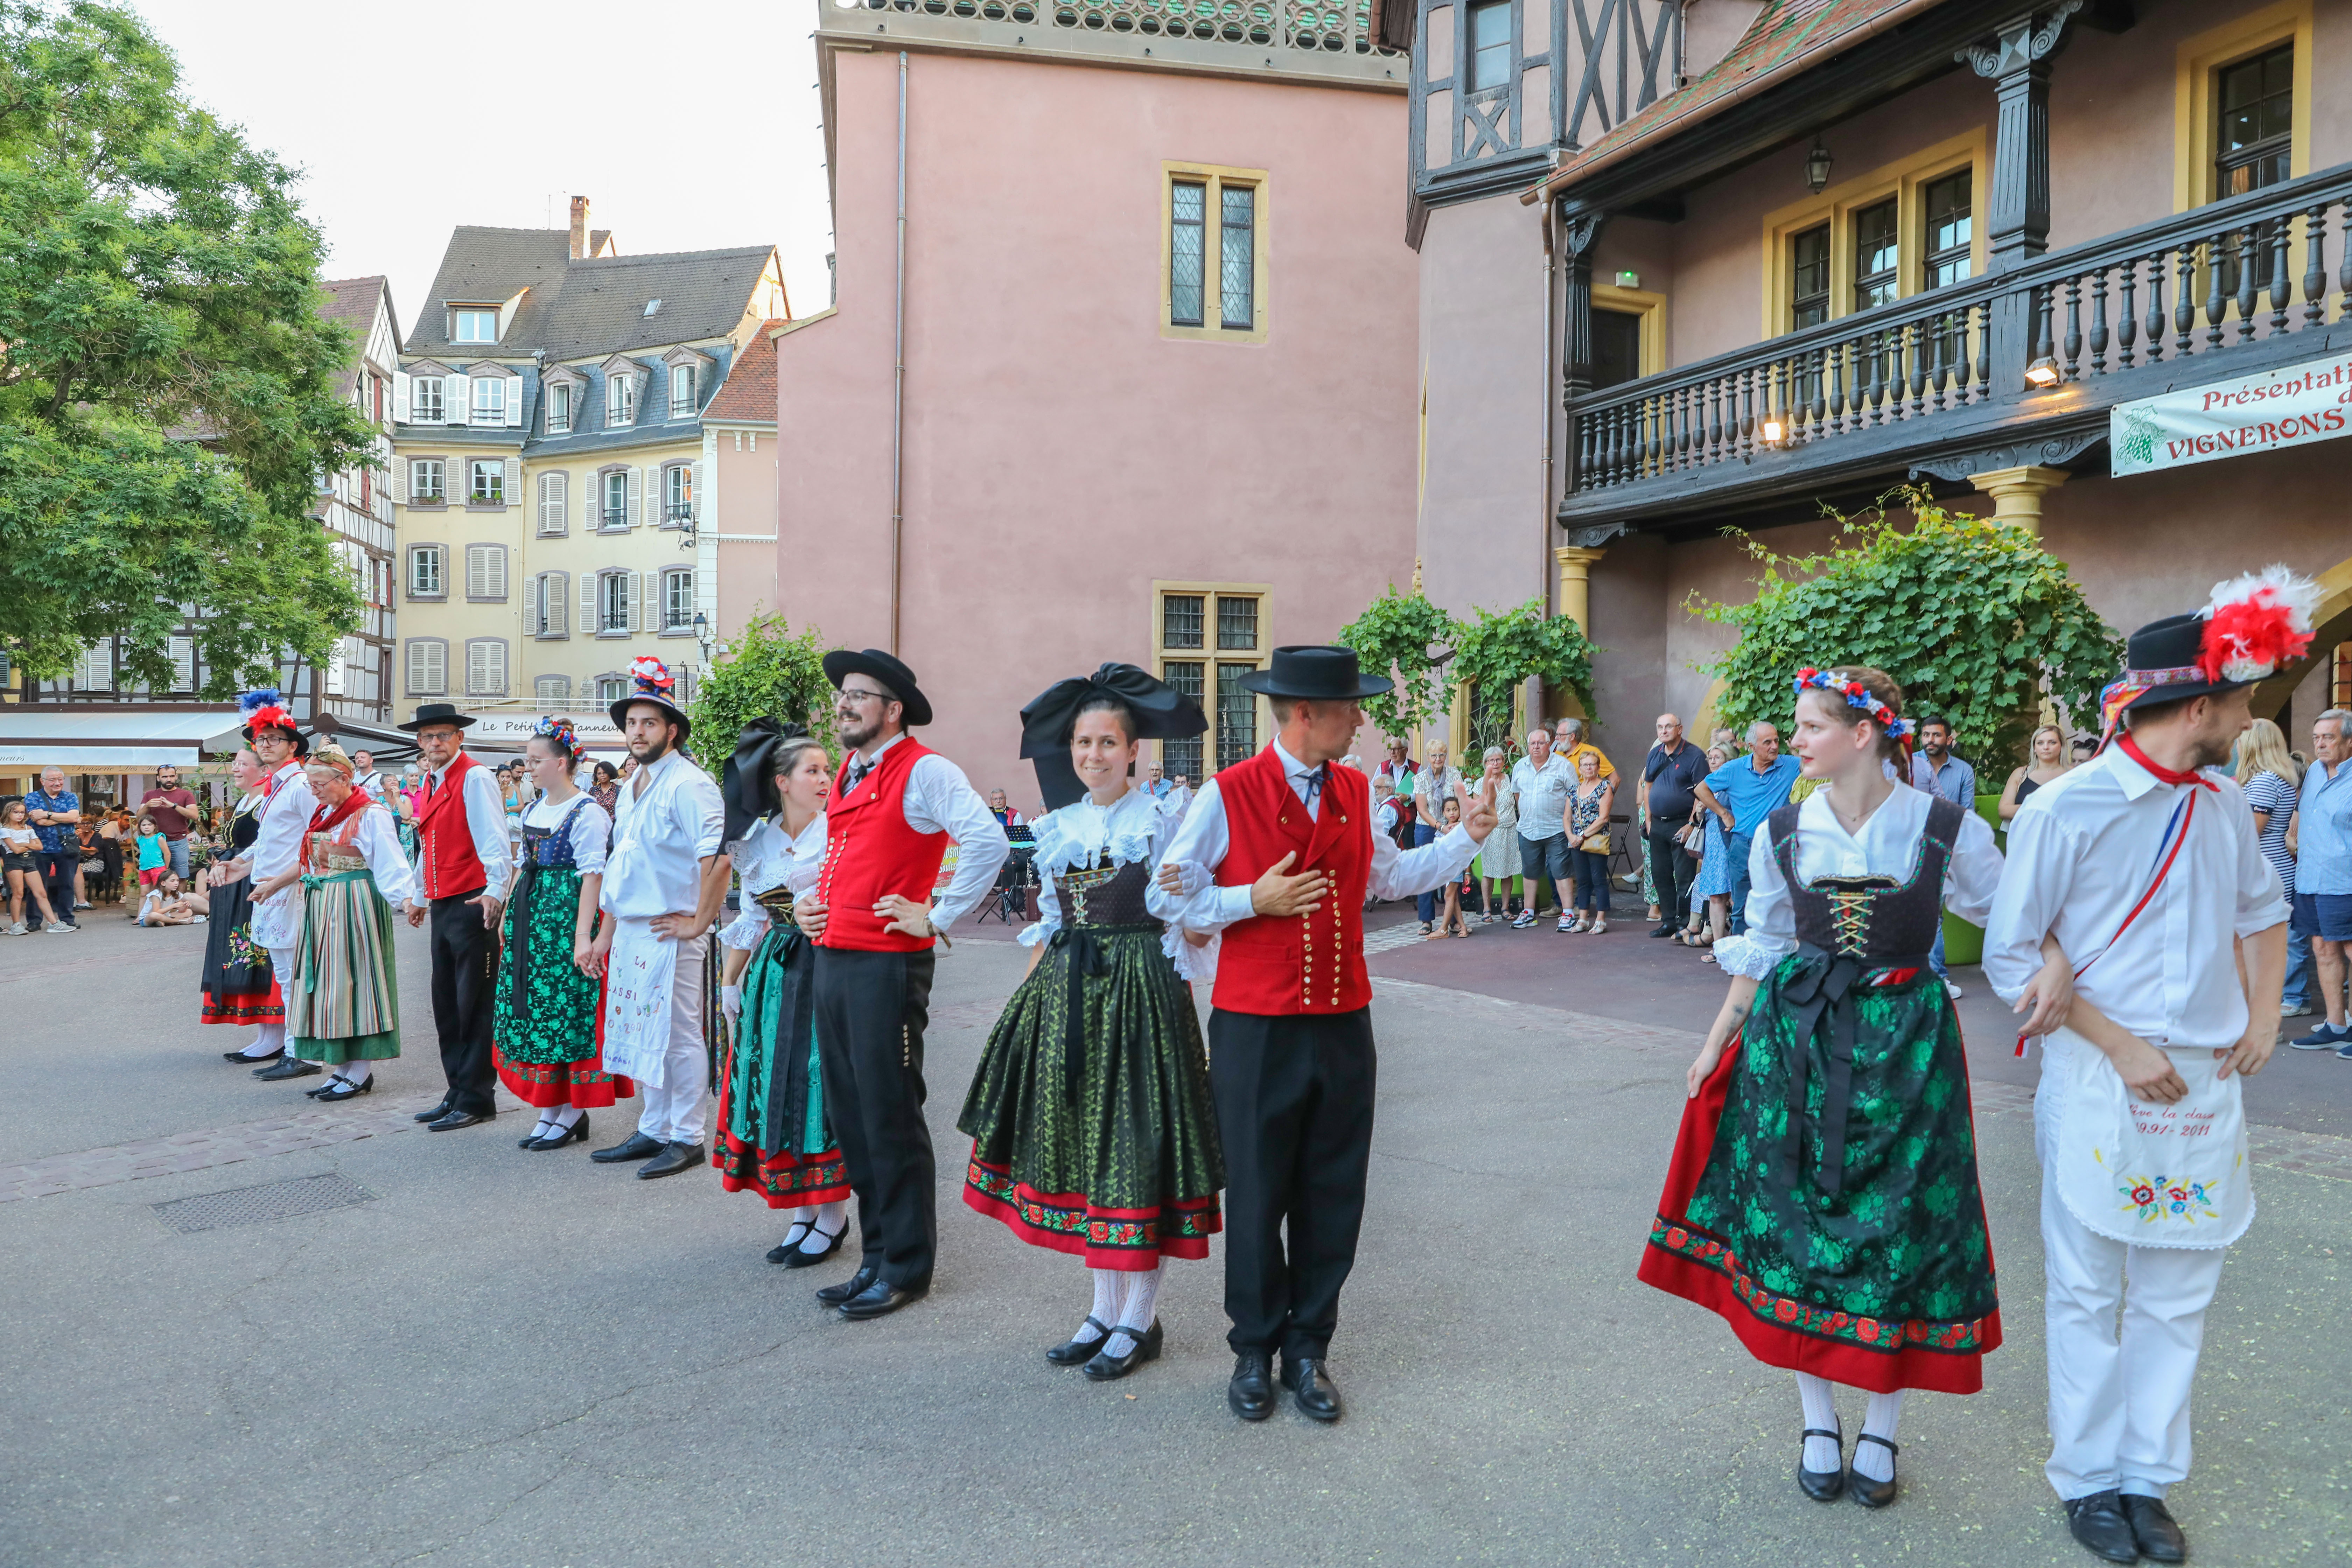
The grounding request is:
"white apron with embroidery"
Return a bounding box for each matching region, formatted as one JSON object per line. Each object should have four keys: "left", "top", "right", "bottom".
{"left": 599, "top": 916, "right": 677, "bottom": 1088}
{"left": 248, "top": 771, "right": 307, "bottom": 950}
{"left": 2050, "top": 1026, "right": 2252, "bottom": 1249}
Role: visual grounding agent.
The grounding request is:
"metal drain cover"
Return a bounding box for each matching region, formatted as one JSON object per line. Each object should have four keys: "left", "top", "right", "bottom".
{"left": 152, "top": 1173, "right": 376, "bottom": 1233}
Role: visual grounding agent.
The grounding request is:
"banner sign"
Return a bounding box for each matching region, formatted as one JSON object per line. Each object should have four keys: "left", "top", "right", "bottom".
{"left": 457, "top": 710, "right": 624, "bottom": 746}
{"left": 2111, "top": 350, "right": 2352, "bottom": 477}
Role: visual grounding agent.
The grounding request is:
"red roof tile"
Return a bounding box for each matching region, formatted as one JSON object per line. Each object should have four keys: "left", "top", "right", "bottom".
{"left": 704, "top": 318, "right": 786, "bottom": 424}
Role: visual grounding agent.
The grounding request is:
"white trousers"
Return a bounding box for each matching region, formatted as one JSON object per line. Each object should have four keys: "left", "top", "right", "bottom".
{"left": 635, "top": 932, "right": 709, "bottom": 1145}
{"left": 2035, "top": 1074, "right": 2229, "bottom": 1502}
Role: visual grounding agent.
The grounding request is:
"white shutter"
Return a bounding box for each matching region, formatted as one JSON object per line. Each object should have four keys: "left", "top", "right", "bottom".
{"left": 392, "top": 460, "right": 408, "bottom": 503}
{"left": 445, "top": 374, "right": 468, "bottom": 425}
{"left": 488, "top": 545, "right": 507, "bottom": 599}
{"left": 691, "top": 458, "right": 705, "bottom": 523}
{"left": 631, "top": 570, "right": 649, "bottom": 632}
{"left": 506, "top": 374, "right": 524, "bottom": 427}
{"left": 581, "top": 570, "right": 598, "bottom": 633}
{"left": 625, "top": 465, "right": 642, "bottom": 527}
{"left": 549, "top": 570, "right": 569, "bottom": 636}
{"left": 392, "top": 371, "right": 410, "bottom": 422}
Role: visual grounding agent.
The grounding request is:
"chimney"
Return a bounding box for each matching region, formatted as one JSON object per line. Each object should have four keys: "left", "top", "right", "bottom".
{"left": 568, "top": 196, "right": 589, "bottom": 260}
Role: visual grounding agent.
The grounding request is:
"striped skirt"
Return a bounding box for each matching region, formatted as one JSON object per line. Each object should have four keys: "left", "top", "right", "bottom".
{"left": 288, "top": 868, "right": 402, "bottom": 1062}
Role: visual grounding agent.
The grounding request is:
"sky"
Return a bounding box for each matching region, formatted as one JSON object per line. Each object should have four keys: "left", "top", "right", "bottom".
{"left": 126, "top": 0, "right": 838, "bottom": 338}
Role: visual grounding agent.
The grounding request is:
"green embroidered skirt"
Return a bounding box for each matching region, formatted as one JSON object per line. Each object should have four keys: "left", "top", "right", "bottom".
{"left": 958, "top": 923, "right": 1223, "bottom": 1270}
{"left": 492, "top": 863, "right": 635, "bottom": 1108}
{"left": 716, "top": 921, "right": 849, "bottom": 1208}
{"left": 288, "top": 869, "right": 400, "bottom": 1062}
{"left": 1639, "top": 951, "right": 2002, "bottom": 1394}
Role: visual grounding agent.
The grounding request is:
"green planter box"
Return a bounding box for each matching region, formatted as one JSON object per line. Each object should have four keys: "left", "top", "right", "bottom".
{"left": 1938, "top": 791, "right": 2006, "bottom": 966}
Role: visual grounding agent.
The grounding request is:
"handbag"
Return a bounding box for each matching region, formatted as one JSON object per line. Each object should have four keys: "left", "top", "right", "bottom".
{"left": 1576, "top": 825, "right": 1612, "bottom": 854}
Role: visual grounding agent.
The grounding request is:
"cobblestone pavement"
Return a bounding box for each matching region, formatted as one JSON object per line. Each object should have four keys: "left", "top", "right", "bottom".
{"left": 3, "top": 914, "right": 2345, "bottom": 1567}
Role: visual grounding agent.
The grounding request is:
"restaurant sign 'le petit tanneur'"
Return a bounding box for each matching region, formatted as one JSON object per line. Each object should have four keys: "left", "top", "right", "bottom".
{"left": 2111, "top": 349, "right": 2352, "bottom": 478}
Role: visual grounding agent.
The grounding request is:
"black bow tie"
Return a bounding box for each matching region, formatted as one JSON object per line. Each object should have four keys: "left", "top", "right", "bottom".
{"left": 845, "top": 759, "right": 871, "bottom": 793}
{"left": 1294, "top": 764, "right": 1329, "bottom": 807}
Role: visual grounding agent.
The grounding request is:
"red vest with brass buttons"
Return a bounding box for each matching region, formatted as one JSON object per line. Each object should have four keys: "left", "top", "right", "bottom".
{"left": 813, "top": 736, "right": 951, "bottom": 953}
{"left": 412, "top": 750, "right": 488, "bottom": 901}
{"left": 1210, "top": 744, "right": 1371, "bottom": 1017}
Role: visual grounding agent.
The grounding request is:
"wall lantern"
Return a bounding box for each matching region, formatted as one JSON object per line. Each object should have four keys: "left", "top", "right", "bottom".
{"left": 2024, "top": 356, "right": 2063, "bottom": 388}
{"left": 693, "top": 611, "right": 714, "bottom": 660}
{"left": 1804, "top": 136, "right": 1833, "bottom": 195}
{"left": 1759, "top": 413, "right": 1789, "bottom": 446}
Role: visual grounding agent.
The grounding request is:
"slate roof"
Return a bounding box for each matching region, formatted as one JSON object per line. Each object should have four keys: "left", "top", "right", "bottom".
{"left": 318, "top": 275, "right": 396, "bottom": 397}
{"left": 403, "top": 227, "right": 573, "bottom": 357}
{"left": 701, "top": 320, "right": 785, "bottom": 424}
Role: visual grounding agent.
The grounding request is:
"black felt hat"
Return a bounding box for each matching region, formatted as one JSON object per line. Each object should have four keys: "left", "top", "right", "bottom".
{"left": 1019, "top": 662, "right": 1208, "bottom": 812}
{"left": 2113, "top": 613, "right": 2247, "bottom": 715}
{"left": 721, "top": 718, "right": 811, "bottom": 844}
{"left": 397, "top": 701, "right": 477, "bottom": 734}
{"left": 1236, "top": 645, "right": 1394, "bottom": 702}
{"left": 822, "top": 648, "right": 932, "bottom": 728}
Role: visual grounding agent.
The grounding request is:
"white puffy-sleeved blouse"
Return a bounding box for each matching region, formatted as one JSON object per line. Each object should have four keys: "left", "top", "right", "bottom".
{"left": 717, "top": 812, "right": 828, "bottom": 951}
{"left": 1021, "top": 787, "right": 1214, "bottom": 982}
{"left": 522, "top": 792, "right": 612, "bottom": 875}
{"left": 1713, "top": 785, "right": 2003, "bottom": 982}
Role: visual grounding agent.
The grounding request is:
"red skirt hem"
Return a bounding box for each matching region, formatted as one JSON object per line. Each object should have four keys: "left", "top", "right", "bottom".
{"left": 960, "top": 1157, "right": 1219, "bottom": 1269}
{"left": 714, "top": 1129, "right": 853, "bottom": 1208}
{"left": 493, "top": 1050, "right": 636, "bottom": 1109}
{"left": 201, "top": 981, "right": 283, "bottom": 1025}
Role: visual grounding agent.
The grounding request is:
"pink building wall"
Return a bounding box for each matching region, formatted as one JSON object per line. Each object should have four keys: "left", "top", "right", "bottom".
{"left": 713, "top": 436, "right": 779, "bottom": 647}
{"left": 776, "top": 46, "right": 1418, "bottom": 804}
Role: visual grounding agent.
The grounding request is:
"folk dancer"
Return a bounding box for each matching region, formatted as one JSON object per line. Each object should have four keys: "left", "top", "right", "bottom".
{"left": 202, "top": 748, "right": 286, "bottom": 1045}
{"left": 250, "top": 747, "right": 419, "bottom": 1101}
{"left": 1641, "top": 666, "right": 2007, "bottom": 1510}
{"left": 714, "top": 720, "right": 852, "bottom": 1263}
{"left": 1985, "top": 573, "right": 2304, "bottom": 1566}
{"left": 802, "top": 649, "right": 1009, "bottom": 1320}
{"left": 958, "top": 664, "right": 1220, "bottom": 1380}
{"left": 398, "top": 702, "right": 512, "bottom": 1132}
{"left": 1157, "top": 645, "right": 1496, "bottom": 1423}
{"left": 493, "top": 717, "right": 631, "bottom": 1151}
{"left": 226, "top": 692, "right": 323, "bottom": 1080}
{"left": 588, "top": 658, "right": 730, "bottom": 1181}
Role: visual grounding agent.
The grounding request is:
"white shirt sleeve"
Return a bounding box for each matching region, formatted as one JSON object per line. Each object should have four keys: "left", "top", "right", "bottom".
{"left": 685, "top": 766, "right": 727, "bottom": 861}
{"left": 1369, "top": 820, "right": 1480, "bottom": 901}
{"left": 461, "top": 764, "right": 512, "bottom": 901}
{"left": 1982, "top": 800, "right": 2077, "bottom": 1007}
{"left": 1715, "top": 830, "right": 1797, "bottom": 981}
{"left": 566, "top": 798, "right": 612, "bottom": 875}
{"left": 1158, "top": 779, "right": 1253, "bottom": 933}
{"left": 1942, "top": 808, "right": 2004, "bottom": 926}
{"left": 903, "top": 753, "right": 1010, "bottom": 932}
{"left": 357, "top": 806, "right": 420, "bottom": 906}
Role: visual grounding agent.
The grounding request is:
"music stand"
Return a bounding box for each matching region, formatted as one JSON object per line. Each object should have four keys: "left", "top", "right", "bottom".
{"left": 980, "top": 822, "right": 1036, "bottom": 924}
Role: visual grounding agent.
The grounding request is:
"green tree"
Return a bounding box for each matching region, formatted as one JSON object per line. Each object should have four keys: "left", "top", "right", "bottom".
{"left": 1337, "top": 582, "right": 1459, "bottom": 756}
{"left": 0, "top": 1, "right": 373, "bottom": 693}
{"left": 1451, "top": 597, "right": 1597, "bottom": 760}
{"left": 1687, "top": 491, "right": 2123, "bottom": 764}
{"left": 686, "top": 611, "right": 836, "bottom": 768}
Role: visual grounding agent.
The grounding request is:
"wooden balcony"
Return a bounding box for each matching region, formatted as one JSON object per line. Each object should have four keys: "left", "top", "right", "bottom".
{"left": 1559, "top": 161, "right": 2352, "bottom": 539}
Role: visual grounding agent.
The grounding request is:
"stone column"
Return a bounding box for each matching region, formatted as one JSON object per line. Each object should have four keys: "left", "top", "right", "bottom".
{"left": 1965, "top": 464, "right": 2068, "bottom": 534}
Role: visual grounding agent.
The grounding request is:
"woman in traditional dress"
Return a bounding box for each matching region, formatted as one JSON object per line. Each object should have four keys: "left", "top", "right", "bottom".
{"left": 714, "top": 720, "right": 852, "bottom": 1265}
{"left": 250, "top": 746, "right": 418, "bottom": 1102}
{"left": 958, "top": 664, "right": 1221, "bottom": 1381}
{"left": 1639, "top": 666, "right": 2020, "bottom": 1509}
{"left": 493, "top": 718, "right": 630, "bottom": 1151}
{"left": 201, "top": 748, "right": 285, "bottom": 1046}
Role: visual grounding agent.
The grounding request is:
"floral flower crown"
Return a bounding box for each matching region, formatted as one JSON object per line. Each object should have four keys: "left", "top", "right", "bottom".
{"left": 627, "top": 654, "right": 674, "bottom": 696}
{"left": 1793, "top": 667, "right": 1914, "bottom": 740}
{"left": 532, "top": 715, "right": 580, "bottom": 754}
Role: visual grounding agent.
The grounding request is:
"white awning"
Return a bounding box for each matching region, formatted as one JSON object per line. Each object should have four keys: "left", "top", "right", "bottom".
{"left": 0, "top": 708, "right": 243, "bottom": 772}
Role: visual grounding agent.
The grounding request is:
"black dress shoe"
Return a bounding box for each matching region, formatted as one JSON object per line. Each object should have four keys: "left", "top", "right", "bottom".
{"left": 1228, "top": 1351, "right": 1276, "bottom": 1421}
{"left": 254, "top": 1057, "right": 322, "bottom": 1082}
{"left": 816, "top": 1265, "right": 878, "bottom": 1307}
{"left": 2065, "top": 1491, "right": 2143, "bottom": 1564}
{"left": 2123, "top": 1495, "right": 2186, "bottom": 1564}
{"left": 1046, "top": 1316, "right": 1113, "bottom": 1367}
{"left": 313, "top": 1075, "right": 372, "bottom": 1104}
{"left": 1848, "top": 1434, "right": 1898, "bottom": 1509}
{"left": 1797, "top": 1425, "right": 1845, "bottom": 1502}
{"left": 837, "top": 1278, "right": 928, "bottom": 1320}
{"left": 1650, "top": 922, "right": 1676, "bottom": 937}
{"left": 1082, "top": 1320, "right": 1163, "bottom": 1382}
{"left": 223, "top": 1045, "right": 283, "bottom": 1064}
{"left": 590, "top": 1130, "right": 665, "bottom": 1164}
{"left": 638, "top": 1140, "right": 706, "bottom": 1179}
{"left": 782, "top": 1217, "right": 848, "bottom": 1269}
{"left": 426, "top": 1108, "right": 493, "bottom": 1132}
{"left": 1280, "top": 1354, "right": 1343, "bottom": 1423}
{"left": 414, "top": 1102, "right": 452, "bottom": 1124}
{"left": 526, "top": 1114, "right": 591, "bottom": 1151}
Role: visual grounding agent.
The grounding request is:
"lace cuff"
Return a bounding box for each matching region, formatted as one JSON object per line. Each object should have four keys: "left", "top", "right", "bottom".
{"left": 1162, "top": 925, "right": 1218, "bottom": 983}
{"left": 1712, "top": 934, "right": 1786, "bottom": 982}
{"left": 1018, "top": 918, "right": 1055, "bottom": 948}
{"left": 715, "top": 904, "right": 769, "bottom": 951}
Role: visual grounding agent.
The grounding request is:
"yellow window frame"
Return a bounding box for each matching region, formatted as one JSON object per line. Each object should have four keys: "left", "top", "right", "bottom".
{"left": 2174, "top": 0, "right": 2312, "bottom": 213}
{"left": 1758, "top": 127, "right": 1990, "bottom": 339}
{"left": 1150, "top": 579, "right": 1272, "bottom": 778}
{"left": 1162, "top": 162, "right": 1271, "bottom": 345}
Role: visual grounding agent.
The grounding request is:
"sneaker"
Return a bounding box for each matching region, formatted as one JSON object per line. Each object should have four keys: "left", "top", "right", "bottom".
{"left": 2337, "top": 1042, "right": 2352, "bottom": 1062}
{"left": 47, "top": 922, "right": 78, "bottom": 935}
{"left": 2290, "top": 1021, "right": 2352, "bottom": 1050}
{"left": 1943, "top": 980, "right": 1963, "bottom": 1000}
{"left": 1558, "top": 916, "right": 1575, "bottom": 932}
{"left": 1510, "top": 911, "right": 1535, "bottom": 929}
{"left": 2282, "top": 998, "right": 2309, "bottom": 1017}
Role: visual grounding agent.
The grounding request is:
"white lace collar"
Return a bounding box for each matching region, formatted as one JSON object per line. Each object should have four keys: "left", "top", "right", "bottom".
{"left": 1030, "top": 788, "right": 1162, "bottom": 873}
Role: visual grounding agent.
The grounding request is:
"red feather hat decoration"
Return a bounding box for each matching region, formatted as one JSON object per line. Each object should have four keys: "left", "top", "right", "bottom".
{"left": 2198, "top": 567, "right": 2320, "bottom": 684}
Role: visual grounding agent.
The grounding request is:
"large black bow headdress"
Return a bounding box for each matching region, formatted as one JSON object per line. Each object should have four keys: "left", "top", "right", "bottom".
{"left": 1019, "top": 662, "right": 1207, "bottom": 812}
{"left": 720, "top": 716, "right": 811, "bottom": 845}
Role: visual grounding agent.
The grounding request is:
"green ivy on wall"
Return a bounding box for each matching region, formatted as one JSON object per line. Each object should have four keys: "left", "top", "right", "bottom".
{"left": 685, "top": 612, "right": 837, "bottom": 768}
{"left": 1337, "top": 583, "right": 1459, "bottom": 751}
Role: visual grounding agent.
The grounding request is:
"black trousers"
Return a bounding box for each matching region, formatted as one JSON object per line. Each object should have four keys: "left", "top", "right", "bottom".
{"left": 429, "top": 894, "right": 499, "bottom": 1115}
{"left": 1209, "top": 1007, "right": 1376, "bottom": 1362}
{"left": 813, "top": 947, "right": 938, "bottom": 1289}
{"left": 40, "top": 847, "right": 77, "bottom": 924}
{"left": 1646, "top": 816, "right": 1697, "bottom": 924}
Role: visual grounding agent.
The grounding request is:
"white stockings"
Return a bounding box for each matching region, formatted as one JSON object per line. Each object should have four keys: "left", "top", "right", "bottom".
{"left": 799, "top": 1201, "right": 847, "bottom": 1253}
{"left": 1101, "top": 1262, "right": 1165, "bottom": 1358}
{"left": 239, "top": 1022, "right": 285, "bottom": 1060}
{"left": 1795, "top": 1373, "right": 1905, "bottom": 1479}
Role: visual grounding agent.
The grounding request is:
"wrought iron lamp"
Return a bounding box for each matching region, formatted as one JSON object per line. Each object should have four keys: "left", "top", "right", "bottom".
{"left": 1805, "top": 136, "right": 1833, "bottom": 195}
{"left": 693, "top": 611, "right": 714, "bottom": 662}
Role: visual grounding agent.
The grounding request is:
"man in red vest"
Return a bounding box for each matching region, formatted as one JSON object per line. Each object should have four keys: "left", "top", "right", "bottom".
{"left": 397, "top": 702, "right": 512, "bottom": 1131}
{"left": 797, "top": 649, "right": 1009, "bottom": 1321}
{"left": 1159, "top": 645, "right": 1496, "bottom": 1424}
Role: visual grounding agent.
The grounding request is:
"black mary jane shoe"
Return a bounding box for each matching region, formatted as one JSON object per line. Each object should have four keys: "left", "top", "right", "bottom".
{"left": 224, "top": 1045, "right": 283, "bottom": 1064}
{"left": 519, "top": 1123, "right": 555, "bottom": 1149}
{"left": 1045, "top": 1316, "right": 1113, "bottom": 1367}
{"left": 2065, "top": 1490, "right": 2142, "bottom": 1564}
{"left": 782, "top": 1218, "right": 848, "bottom": 1269}
{"left": 1227, "top": 1352, "right": 1276, "bottom": 1421}
{"left": 765, "top": 1220, "right": 816, "bottom": 1265}
{"left": 1847, "top": 1434, "right": 1898, "bottom": 1509}
{"left": 1081, "top": 1320, "right": 1163, "bottom": 1382}
{"left": 313, "top": 1075, "right": 372, "bottom": 1104}
{"left": 2123, "top": 1494, "right": 2188, "bottom": 1564}
{"left": 1798, "top": 1426, "right": 1846, "bottom": 1502}
{"left": 526, "top": 1115, "right": 591, "bottom": 1152}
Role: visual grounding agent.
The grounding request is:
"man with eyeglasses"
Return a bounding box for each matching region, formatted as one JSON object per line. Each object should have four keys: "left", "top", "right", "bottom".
{"left": 796, "top": 648, "right": 1008, "bottom": 1321}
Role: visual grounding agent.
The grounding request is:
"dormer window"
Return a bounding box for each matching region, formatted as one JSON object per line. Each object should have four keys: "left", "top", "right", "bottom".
{"left": 670, "top": 364, "right": 696, "bottom": 419}
{"left": 547, "top": 382, "right": 572, "bottom": 434}
{"left": 470, "top": 375, "right": 507, "bottom": 426}
{"left": 451, "top": 308, "right": 498, "bottom": 344}
{"left": 608, "top": 372, "right": 635, "bottom": 427}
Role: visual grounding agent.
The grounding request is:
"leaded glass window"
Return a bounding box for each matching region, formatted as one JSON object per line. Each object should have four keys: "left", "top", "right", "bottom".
{"left": 1171, "top": 182, "right": 1206, "bottom": 328}
{"left": 1162, "top": 660, "right": 1204, "bottom": 781}
{"left": 1216, "top": 594, "right": 1258, "bottom": 651}
{"left": 1790, "top": 224, "right": 1830, "bottom": 330}
{"left": 1220, "top": 184, "right": 1255, "bottom": 330}
{"left": 1162, "top": 594, "right": 1205, "bottom": 649}
{"left": 1216, "top": 663, "right": 1257, "bottom": 771}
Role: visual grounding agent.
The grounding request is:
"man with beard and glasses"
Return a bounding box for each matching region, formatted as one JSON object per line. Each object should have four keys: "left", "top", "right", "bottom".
{"left": 798, "top": 649, "right": 1008, "bottom": 1320}
{"left": 398, "top": 700, "right": 512, "bottom": 1129}
{"left": 588, "top": 657, "right": 729, "bottom": 1180}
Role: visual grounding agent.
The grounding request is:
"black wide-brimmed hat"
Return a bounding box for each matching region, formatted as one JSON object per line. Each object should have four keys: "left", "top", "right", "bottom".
{"left": 1236, "top": 645, "right": 1394, "bottom": 702}
{"left": 607, "top": 655, "right": 693, "bottom": 743}
{"left": 823, "top": 647, "right": 932, "bottom": 727}
{"left": 397, "top": 701, "right": 477, "bottom": 734}
{"left": 1019, "top": 662, "right": 1208, "bottom": 812}
{"left": 720, "top": 718, "right": 812, "bottom": 844}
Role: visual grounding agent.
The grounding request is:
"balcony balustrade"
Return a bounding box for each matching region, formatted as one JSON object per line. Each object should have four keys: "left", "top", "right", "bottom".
{"left": 838, "top": 0, "right": 1399, "bottom": 56}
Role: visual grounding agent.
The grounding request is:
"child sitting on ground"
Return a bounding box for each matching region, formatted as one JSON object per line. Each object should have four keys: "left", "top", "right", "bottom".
{"left": 136, "top": 870, "right": 206, "bottom": 927}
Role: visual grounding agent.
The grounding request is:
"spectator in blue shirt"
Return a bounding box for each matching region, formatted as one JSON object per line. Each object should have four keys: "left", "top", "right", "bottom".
{"left": 1693, "top": 721, "right": 1799, "bottom": 935}
{"left": 1906, "top": 716, "right": 1977, "bottom": 996}
{"left": 2288, "top": 708, "right": 2352, "bottom": 1052}
{"left": 23, "top": 767, "right": 83, "bottom": 932}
